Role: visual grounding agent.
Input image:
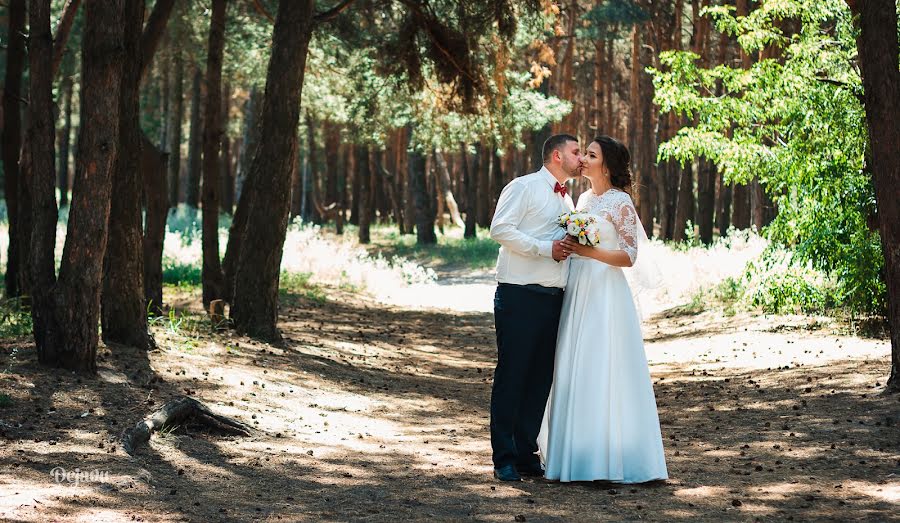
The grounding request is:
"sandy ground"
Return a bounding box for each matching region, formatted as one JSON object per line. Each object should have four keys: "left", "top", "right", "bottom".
{"left": 1, "top": 273, "right": 898, "bottom": 522}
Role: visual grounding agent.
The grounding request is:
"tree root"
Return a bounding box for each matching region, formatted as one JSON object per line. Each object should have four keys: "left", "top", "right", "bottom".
{"left": 122, "top": 396, "right": 252, "bottom": 455}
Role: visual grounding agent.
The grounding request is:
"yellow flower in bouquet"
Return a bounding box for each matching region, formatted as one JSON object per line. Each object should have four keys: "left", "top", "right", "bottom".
{"left": 557, "top": 212, "right": 602, "bottom": 246}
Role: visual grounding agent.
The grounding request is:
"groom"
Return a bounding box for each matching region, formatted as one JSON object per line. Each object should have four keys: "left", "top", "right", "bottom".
{"left": 488, "top": 134, "right": 583, "bottom": 481}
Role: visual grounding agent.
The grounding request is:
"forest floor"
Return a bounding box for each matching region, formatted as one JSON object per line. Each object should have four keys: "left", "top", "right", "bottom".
{"left": 1, "top": 267, "right": 899, "bottom": 522}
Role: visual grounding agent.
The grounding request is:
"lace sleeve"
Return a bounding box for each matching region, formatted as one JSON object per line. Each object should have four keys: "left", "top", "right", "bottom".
{"left": 613, "top": 195, "right": 639, "bottom": 264}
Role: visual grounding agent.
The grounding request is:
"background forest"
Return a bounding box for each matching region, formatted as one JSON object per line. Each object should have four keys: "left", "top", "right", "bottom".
{"left": 1, "top": 1, "right": 899, "bottom": 521}
{"left": 0, "top": 0, "right": 897, "bottom": 380}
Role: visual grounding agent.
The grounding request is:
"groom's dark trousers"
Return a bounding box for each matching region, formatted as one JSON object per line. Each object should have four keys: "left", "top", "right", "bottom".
{"left": 491, "top": 282, "right": 563, "bottom": 469}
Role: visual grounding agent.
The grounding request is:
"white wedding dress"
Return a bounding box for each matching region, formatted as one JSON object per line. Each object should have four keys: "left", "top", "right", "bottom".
{"left": 538, "top": 188, "right": 668, "bottom": 483}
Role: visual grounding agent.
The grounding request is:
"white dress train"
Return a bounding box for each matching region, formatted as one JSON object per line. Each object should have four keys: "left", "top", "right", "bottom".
{"left": 538, "top": 189, "right": 668, "bottom": 483}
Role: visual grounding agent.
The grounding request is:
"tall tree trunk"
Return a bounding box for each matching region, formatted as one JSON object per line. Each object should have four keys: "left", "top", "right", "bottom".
{"left": 637, "top": 25, "right": 655, "bottom": 237}
{"left": 230, "top": 0, "right": 315, "bottom": 340}
{"left": 367, "top": 150, "right": 378, "bottom": 225}
{"left": 235, "top": 86, "right": 260, "bottom": 203}
{"left": 142, "top": 133, "right": 169, "bottom": 316}
{"left": 716, "top": 179, "right": 732, "bottom": 235}
{"left": 462, "top": 143, "right": 477, "bottom": 239}
{"left": 732, "top": 183, "right": 751, "bottom": 229}
{"left": 672, "top": 160, "right": 695, "bottom": 242}
{"left": 477, "top": 143, "right": 492, "bottom": 227}
{"left": 357, "top": 145, "right": 372, "bottom": 243}
{"left": 159, "top": 43, "right": 170, "bottom": 148}
{"left": 220, "top": 82, "right": 234, "bottom": 214}
{"left": 57, "top": 77, "right": 74, "bottom": 207}
{"left": 2, "top": 0, "right": 26, "bottom": 299}
{"left": 186, "top": 66, "right": 203, "bottom": 208}
{"left": 697, "top": 159, "right": 716, "bottom": 244}
{"left": 324, "top": 121, "right": 339, "bottom": 205}
{"left": 32, "top": 0, "right": 124, "bottom": 372}
{"left": 335, "top": 142, "right": 346, "bottom": 234}
{"left": 50, "top": 0, "right": 82, "bottom": 76}
{"left": 292, "top": 152, "right": 304, "bottom": 219}
{"left": 168, "top": 47, "right": 184, "bottom": 207}
{"left": 628, "top": 25, "right": 640, "bottom": 184}
{"left": 434, "top": 150, "right": 464, "bottom": 227}
{"left": 409, "top": 131, "right": 436, "bottom": 244}
{"left": 101, "top": 0, "right": 155, "bottom": 350}
{"left": 847, "top": 0, "right": 900, "bottom": 391}
{"left": 138, "top": 0, "right": 176, "bottom": 83}
{"left": 28, "top": 0, "right": 58, "bottom": 359}
{"left": 200, "top": 0, "right": 227, "bottom": 308}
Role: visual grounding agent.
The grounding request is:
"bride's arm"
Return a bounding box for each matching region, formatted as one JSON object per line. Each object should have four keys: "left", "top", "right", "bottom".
{"left": 561, "top": 197, "right": 639, "bottom": 267}
{"left": 562, "top": 238, "right": 633, "bottom": 267}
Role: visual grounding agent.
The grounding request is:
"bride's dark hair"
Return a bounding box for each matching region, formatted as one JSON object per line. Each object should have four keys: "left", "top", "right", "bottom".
{"left": 593, "top": 136, "right": 632, "bottom": 191}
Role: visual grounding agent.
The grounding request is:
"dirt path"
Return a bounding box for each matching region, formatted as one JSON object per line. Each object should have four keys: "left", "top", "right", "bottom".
{"left": 1, "top": 277, "right": 898, "bottom": 522}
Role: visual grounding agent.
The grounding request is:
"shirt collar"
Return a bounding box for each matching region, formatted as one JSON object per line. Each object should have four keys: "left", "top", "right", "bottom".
{"left": 539, "top": 166, "right": 562, "bottom": 189}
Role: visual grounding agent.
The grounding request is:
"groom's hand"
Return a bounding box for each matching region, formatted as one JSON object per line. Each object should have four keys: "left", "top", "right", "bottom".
{"left": 552, "top": 240, "right": 570, "bottom": 262}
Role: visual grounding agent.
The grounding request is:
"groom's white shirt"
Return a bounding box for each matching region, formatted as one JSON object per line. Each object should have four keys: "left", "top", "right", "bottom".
{"left": 490, "top": 166, "right": 575, "bottom": 289}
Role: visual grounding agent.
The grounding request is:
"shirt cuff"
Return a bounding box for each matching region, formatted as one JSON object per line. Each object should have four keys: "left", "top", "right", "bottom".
{"left": 538, "top": 240, "right": 554, "bottom": 258}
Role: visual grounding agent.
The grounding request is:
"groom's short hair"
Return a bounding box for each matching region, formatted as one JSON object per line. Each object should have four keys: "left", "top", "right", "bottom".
{"left": 542, "top": 134, "right": 578, "bottom": 164}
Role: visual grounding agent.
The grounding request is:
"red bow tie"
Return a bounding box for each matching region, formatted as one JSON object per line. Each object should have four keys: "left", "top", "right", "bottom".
{"left": 554, "top": 182, "right": 568, "bottom": 198}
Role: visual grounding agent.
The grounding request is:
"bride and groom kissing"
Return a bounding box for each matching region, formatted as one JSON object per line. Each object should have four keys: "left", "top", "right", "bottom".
{"left": 489, "top": 133, "right": 668, "bottom": 483}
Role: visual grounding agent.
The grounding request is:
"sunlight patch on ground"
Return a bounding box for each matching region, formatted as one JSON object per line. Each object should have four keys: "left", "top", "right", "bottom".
{"left": 844, "top": 480, "right": 900, "bottom": 503}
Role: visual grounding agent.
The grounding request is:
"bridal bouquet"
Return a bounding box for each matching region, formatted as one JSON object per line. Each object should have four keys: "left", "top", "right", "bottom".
{"left": 557, "top": 212, "right": 602, "bottom": 246}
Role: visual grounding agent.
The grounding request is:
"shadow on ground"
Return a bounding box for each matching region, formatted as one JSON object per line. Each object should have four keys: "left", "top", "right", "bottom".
{"left": 1, "top": 289, "right": 898, "bottom": 522}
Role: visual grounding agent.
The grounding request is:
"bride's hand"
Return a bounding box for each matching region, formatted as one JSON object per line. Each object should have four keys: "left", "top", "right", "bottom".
{"left": 562, "top": 236, "right": 593, "bottom": 257}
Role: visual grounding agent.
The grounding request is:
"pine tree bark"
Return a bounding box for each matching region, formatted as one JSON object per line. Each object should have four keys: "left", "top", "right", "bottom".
{"left": 28, "top": 0, "right": 58, "bottom": 356}
{"left": 2, "top": 0, "right": 26, "bottom": 299}
{"left": 349, "top": 144, "right": 361, "bottom": 226}
{"left": 32, "top": 0, "right": 125, "bottom": 372}
{"left": 200, "top": 0, "right": 227, "bottom": 308}
{"left": 846, "top": 0, "right": 900, "bottom": 391}
{"left": 731, "top": 183, "right": 751, "bottom": 229}
{"left": 220, "top": 82, "right": 234, "bottom": 214}
{"left": 50, "top": 0, "right": 82, "bottom": 76}
{"left": 168, "top": 47, "right": 184, "bottom": 207}
{"left": 138, "top": 0, "right": 176, "bottom": 83}
{"left": 672, "top": 160, "right": 695, "bottom": 242}
{"left": 434, "top": 150, "right": 464, "bottom": 227}
{"left": 637, "top": 25, "right": 656, "bottom": 237}
{"left": 230, "top": 0, "right": 315, "bottom": 341}
{"left": 142, "top": 132, "right": 169, "bottom": 316}
{"left": 57, "top": 77, "right": 74, "bottom": 207}
{"left": 235, "top": 85, "right": 261, "bottom": 204}
{"left": 463, "top": 143, "right": 478, "bottom": 238}
{"left": 186, "top": 66, "right": 203, "bottom": 208}
{"left": 357, "top": 145, "right": 372, "bottom": 243}
{"left": 716, "top": 179, "right": 732, "bottom": 235}
{"left": 101, "top": 0, "right": 155, "bottom": 350}
{"left": 159, "top": 44, "right": 170, "bottom": 148}
{"left": 477, "top": 144, "right": 492, "bottom": 228}
{"left": 697, "top": 159, "right": 716, "bottom": 244}
{"left": 409, "top": 131, "right": 436, "bottom": 244}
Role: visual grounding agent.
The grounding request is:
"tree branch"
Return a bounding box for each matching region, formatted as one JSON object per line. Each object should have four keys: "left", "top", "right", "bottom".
{"left": 50, "top": 0, "right": 82, "bottom": 78}
{"left": 139, "top": 0, "right": 177, "bottom": 84}
{"left": 251, "top": 0, "right": 275, "bottom": 23}
{"left": 314, "top": 0, "right": 356, "bottom": 24}
{"left": 814, "top": 77, "right": 864, "bottom": 102}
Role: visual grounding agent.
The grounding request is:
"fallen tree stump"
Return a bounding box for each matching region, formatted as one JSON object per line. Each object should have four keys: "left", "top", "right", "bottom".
{"left": 122, "top": 396, "right": 252, "bottom": 455}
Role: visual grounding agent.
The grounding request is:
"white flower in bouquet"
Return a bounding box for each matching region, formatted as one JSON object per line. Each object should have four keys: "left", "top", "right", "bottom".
{"left": 557, "top": 211, "right": 602, "bottom": 247}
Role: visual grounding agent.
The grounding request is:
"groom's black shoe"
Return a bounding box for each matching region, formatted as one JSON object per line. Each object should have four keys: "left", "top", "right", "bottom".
{"left": 516, "top": 463, "right": 545, "bottom": 477}
{"left": 493, "top": 464, "right": 522, "bottom": 482}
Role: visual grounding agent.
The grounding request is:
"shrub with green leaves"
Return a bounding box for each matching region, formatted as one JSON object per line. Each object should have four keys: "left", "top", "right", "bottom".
{"left": 651, "top": 0, "right": 888, "bottom": 315}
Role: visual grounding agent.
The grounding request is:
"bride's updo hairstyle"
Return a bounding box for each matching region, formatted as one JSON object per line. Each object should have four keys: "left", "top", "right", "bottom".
{"left": 594, "top": 135, "right": 632, "bottom": 191}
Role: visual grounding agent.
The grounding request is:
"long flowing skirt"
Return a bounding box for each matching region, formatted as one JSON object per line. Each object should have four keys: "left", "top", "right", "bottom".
{"left": 539, "top": 257, "right": 668, "bottom": 483}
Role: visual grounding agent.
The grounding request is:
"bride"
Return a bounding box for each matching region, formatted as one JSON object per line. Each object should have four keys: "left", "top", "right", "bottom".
{"left": 538, "top": 135, "right": 668, "bottom": 483}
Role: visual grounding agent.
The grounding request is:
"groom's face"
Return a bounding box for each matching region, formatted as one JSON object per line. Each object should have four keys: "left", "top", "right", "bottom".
{"left": 558, "top": 141, "right": 585, "bottom": 178}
